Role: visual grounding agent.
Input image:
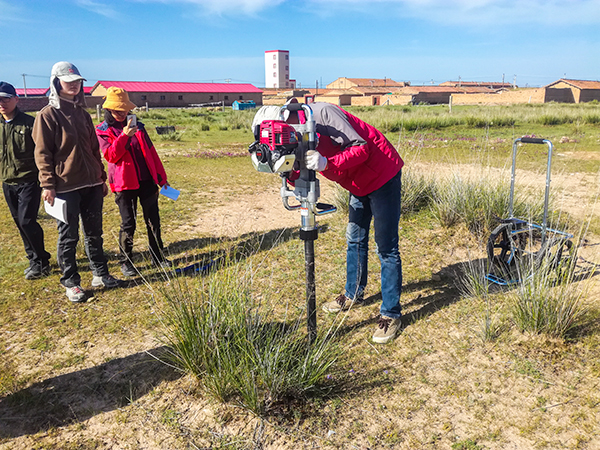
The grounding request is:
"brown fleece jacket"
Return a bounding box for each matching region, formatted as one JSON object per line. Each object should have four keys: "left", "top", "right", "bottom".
{"left": 33, "top": 98, "right": 106, "bottom": 193}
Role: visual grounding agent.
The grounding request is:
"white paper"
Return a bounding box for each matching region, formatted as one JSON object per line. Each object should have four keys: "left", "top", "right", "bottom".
{"left": 160, "top": 185, "right": 180, "bottom": 201}
{"left": 44, "top": 198, "right": 68, "bottom": 224}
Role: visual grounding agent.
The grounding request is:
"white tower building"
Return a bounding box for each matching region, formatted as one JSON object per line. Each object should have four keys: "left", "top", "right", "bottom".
{"left": 265, "top": 50, "right": 294, "bottom": 89}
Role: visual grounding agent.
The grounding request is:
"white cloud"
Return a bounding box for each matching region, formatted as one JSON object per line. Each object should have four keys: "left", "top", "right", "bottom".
{"left": 75, "top": 0, "right": 121, "bottom": 18}
{"left": 305, "top": 0, "right": 600, "bottom": 26}
{"left": 0, "top": 0, "right": 28, "bottom": 22}
{"left": 138, "top": 0, "right": 285, "bottom": 15}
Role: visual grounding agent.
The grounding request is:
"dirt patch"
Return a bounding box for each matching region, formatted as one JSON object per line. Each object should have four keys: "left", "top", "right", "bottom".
{"left": 180, "top": 161, "right": 600, "bottom": 238}
{"left": 411, "top": 161, "right": 600, "bottom": 222}
{"left": 178, "top": 178, "right": 338, "bottom": 237}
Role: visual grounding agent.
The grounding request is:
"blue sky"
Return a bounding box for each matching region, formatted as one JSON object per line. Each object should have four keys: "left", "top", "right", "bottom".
{"left": 3, "top": 0, "right": 599, "bottom": 89}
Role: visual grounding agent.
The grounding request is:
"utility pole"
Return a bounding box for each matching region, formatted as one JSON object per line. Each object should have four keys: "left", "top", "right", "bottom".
{"left": 21, "top": 74, "right": 28, "bottom": 97}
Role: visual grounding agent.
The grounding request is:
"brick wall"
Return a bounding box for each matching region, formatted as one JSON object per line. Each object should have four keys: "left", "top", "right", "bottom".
{"left": 378, "top": 94, "right": 413, "bottom": 106}
{"left": 17, "top": 97, "right": 49, "bottom": 112}
{"left": 17, "top": 96, "right": 104, "bottom": 112}
{"left": 451, "top": 88, "right": 545, "bottom": 105}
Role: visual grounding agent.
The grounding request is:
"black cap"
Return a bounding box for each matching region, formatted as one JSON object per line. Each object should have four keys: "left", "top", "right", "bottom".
{"left": 0, "top": 82, "right": 17, "bottom": 98}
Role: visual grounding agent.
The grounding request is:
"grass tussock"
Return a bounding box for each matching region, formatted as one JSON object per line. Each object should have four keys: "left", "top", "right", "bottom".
{"left": 156, "top": 264, "right": 340, "bottom": 416}
{"left": 510, "top": 247, "right": 589, "bottom": 339}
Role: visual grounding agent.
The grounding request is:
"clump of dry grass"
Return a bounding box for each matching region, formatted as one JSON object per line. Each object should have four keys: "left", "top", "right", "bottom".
{"left": 155, "top": 261, "right": 341, "bottom": 416}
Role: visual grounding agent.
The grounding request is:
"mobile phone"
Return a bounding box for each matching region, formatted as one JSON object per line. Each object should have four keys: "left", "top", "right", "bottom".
{"left": 126, "top": 114, "right": 137, "bottom": 127}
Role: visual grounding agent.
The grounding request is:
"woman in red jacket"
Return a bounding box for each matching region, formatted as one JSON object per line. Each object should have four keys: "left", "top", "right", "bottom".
{"left": 96, "top": 87, "right": 171, "bottom": 277}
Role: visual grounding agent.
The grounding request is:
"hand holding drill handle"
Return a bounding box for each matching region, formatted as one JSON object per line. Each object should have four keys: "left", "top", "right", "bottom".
{"left": 305, "top": 150, "right": 328, "bottom": 172}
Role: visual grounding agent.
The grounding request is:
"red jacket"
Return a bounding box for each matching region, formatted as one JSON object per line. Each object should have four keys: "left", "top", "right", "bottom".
{"left": 96, "top": 122, "right": 167, "bottom": 193}
{"left": 308, "top": 103, "right": 403, "bottom": 197}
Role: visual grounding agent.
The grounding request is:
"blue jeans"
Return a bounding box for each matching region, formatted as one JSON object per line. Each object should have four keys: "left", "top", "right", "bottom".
{"left": 345, "top": 170, "right": 402, "bottom": 319}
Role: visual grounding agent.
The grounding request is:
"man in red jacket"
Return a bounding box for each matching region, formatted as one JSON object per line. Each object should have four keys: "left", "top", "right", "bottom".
{"left": 287, "top": 101, "right": 404, "bottom": 344}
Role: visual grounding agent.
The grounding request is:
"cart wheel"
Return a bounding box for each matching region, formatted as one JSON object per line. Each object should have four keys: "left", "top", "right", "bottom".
{"left": 486, "top": 222, "right": 528, "bottom": 282}
{"left": 540, "top": 238, "right": 576, "bottom": 281}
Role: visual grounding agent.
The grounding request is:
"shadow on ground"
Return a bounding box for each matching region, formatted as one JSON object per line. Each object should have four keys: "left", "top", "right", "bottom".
{"left": 0, "top": 347, "right": 180, "bottom": 439}
{"left": 160, "top": 226, "right": 330, "bottom": 276}
{"left": 333, "top": 254, "right": 600, "bottom": 338}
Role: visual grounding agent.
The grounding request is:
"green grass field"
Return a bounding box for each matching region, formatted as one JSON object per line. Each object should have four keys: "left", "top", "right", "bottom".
{"left": 1, "top": 103, "right": 600, "bottom": 449}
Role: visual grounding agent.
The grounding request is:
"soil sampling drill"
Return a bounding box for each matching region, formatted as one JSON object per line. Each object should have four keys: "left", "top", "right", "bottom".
{"left": 248, "top": 102, "right": 336, "bottom": 342}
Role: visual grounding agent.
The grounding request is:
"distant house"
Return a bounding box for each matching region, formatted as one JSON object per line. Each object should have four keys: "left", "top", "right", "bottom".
{"left": 544, "top": 79, "right": 600, "bottom": 103}
{"left": 451, "top": 78, "right": 600, "bottom": 105}
{"left": 440, "top": 81, "right": 514, "bottom": 90}
{"left": 16, "top": 86, "right": 94, "bottom": 97}
{"left": 395, "top": 85, "right": 496, "bottom": 105}
{"left": 14, "top": 86, "right": 101, "bottom": 112}
{"left": 326, "top": 77, "right": 409, "bottom": 90}
{"left": 90, "top": 81, "right": 263, "bottom": 108}
{"left": 16, "top": 88, "right": 48, "bottom": 97}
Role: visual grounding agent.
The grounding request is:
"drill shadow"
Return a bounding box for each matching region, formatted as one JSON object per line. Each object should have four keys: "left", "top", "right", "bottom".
{"left": 162, "top": 226, "right": 333, "bottom": 276}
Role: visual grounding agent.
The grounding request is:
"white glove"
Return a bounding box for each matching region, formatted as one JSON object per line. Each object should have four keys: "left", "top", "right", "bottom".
{"left": 306, "top": 150, "right": 328, "bottom": 172}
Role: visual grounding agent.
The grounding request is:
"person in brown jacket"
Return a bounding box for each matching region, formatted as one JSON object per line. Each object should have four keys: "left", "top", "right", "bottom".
{"left": 33, "top": 61, "right": 121, "bottom": 303}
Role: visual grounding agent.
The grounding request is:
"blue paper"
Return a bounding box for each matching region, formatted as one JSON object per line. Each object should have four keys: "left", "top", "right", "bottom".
{"left": 160, "top": 185, "right": 180, "bottom": 201}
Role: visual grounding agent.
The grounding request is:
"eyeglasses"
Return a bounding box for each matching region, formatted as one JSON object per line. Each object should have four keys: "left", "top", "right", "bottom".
{"left": 0, "top": 97, "right": 15, "bottom": 104}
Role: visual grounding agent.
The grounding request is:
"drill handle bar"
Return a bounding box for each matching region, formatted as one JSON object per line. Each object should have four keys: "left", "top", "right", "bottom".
{"left": 280, "top": 103, "right": 316, "bottom": 151}
{"left": 280, "top": 176, "right": 337, "bottom": 215}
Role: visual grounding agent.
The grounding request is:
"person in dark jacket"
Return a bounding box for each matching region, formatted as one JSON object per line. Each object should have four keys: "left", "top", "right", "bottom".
{"left": 33, "top": 62, "right": 121, "bottom": 303}
{"left": 0, "top": 81, "right": 51, "bottom": 279}
{"left": 282, "top": 101, "right": 404, "bottom": 344}
{"left": 95, "top": 87, "right": 171, "bottom": 277}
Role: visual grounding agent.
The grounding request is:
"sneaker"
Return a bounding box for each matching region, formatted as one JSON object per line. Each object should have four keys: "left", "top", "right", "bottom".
{"left": 91, "top": 274, "right": 122, "bottom": 289}
{"left": 322, "top": 294, "right": 362, "bottom": 313}
{"left": 25, "top": 265, "right": 51, "bottom": 280}
{"left": 121, "top": 263, "right": 137, "bottom": 277}
{"left": 66, "top": 285, "right": 87, "bottom": 303}
{"left": 372, "top": 315, "right": 401, "bottom": 344}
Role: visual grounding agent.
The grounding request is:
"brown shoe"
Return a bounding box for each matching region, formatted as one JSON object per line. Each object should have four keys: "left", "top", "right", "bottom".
{"left": 372, "top": 315, "right": 401, "bottom": 344}
{"left": 322, "top": 294, "right": 362, "bottom": 313}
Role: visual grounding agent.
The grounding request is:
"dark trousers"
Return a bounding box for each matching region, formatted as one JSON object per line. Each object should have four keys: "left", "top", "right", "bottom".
{"left": 56, "top": 185, "right": 108, "bottom": 287}
{"left": 3, "top": 181, "right": 51, "bottom": 270}
{"left": 114, "top": 180, "right": 164, "bottom": 265}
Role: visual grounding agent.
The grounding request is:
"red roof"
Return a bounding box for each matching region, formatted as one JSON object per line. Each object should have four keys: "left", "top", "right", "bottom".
{"left": 15, "top": 88, "right": 48, "bottom": 96}
{"left": 93, "top": 81, "right": 263, "bottom": 94}
{"left": 546, "top": 78, "right": 600, "bottom": 89}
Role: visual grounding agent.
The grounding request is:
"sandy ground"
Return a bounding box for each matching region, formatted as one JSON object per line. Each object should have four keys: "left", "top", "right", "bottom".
{"left": 2, "top": 160, "right": 599, "bottom": 450}
{"left": 186, "top": 161, "right": 600, "bottom": 238}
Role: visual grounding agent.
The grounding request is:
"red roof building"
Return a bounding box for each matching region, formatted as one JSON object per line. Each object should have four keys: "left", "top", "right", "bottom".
{"left": 15, "top": 88, "right": 48, "bottom": 97}
{"left": 90, "top": 81, "right": 263, "bottom": 107}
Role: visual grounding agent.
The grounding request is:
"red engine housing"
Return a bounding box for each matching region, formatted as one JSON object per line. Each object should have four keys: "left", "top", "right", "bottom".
{"left": 259, "top": 120, "right": 299, "bottom": 149}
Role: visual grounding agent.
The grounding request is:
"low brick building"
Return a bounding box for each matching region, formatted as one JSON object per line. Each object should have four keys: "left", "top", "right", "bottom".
{"left": 451, "top": 88, "right": 546, "bottom": 105}
{"left": 544, "top": 79, "right": 600, "bottom": 103}
{"left": 90, "top": 81, "right": 263, "bottom": 108}
{"left": 327, "top": 77, "right": 409, "bottom": 89}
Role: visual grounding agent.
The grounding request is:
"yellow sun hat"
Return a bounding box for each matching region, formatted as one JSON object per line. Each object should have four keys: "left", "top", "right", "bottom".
{"left": 102, "top": 86, "right": 137, "bottom": 112}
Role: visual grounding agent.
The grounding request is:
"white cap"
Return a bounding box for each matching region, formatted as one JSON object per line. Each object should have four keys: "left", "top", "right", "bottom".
{"left": 51, "top": 61, "right": 86, "bottom": 82}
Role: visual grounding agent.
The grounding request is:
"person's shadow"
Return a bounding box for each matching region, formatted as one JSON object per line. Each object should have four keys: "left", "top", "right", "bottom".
{"left": 0, "top": 347, "right": 180, "bottom": 439}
